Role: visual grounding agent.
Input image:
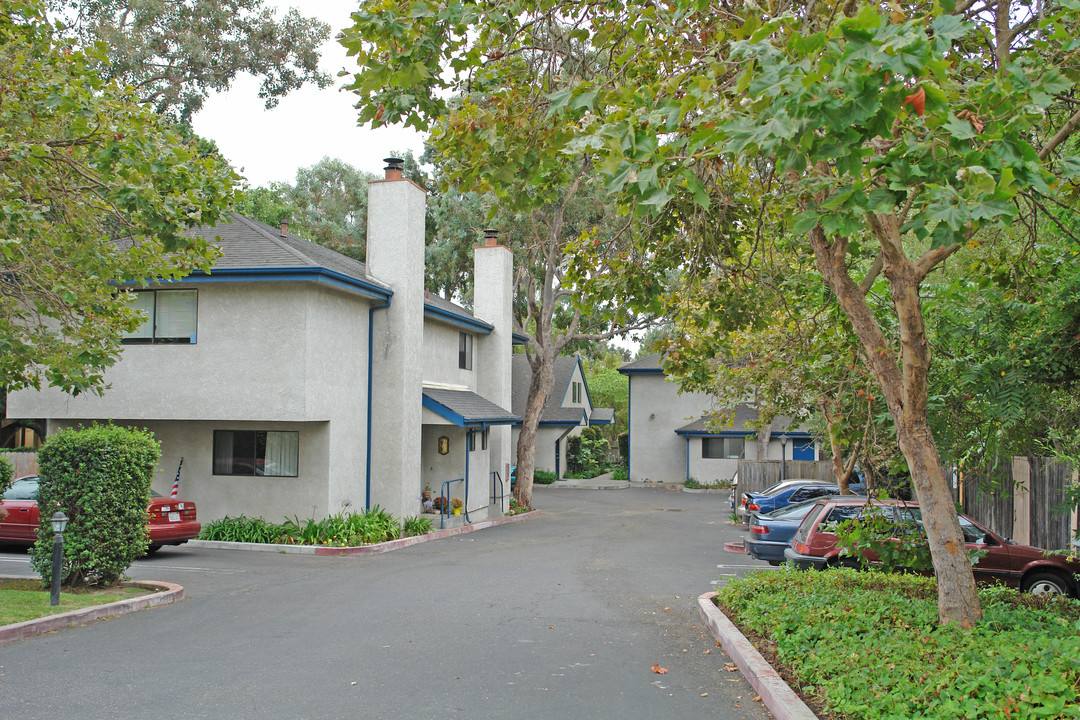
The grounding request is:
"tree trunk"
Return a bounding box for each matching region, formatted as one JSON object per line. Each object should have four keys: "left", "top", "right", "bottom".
{"left": 810, "top": 221, "right": 982, "bottom": 627}
{"left": 513, "top": 352, "right": 556, "bottom": 508}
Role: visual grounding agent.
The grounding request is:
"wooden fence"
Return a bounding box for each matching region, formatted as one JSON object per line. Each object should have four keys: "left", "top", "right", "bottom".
{"left": 738, "top": 456, "right": 1078, "bottom": 550}
{"left": 735, "top": 460, "right": 837, "bottom": 499}
{"left": 0, "top": 450, "right": 38, "bottom": 478}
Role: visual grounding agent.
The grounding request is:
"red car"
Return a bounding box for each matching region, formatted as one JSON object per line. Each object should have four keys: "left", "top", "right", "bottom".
{"left": 0, "top": 475, "right": 200, "bottom": 553}
{"left": 784, "top": 497, "right": 1080, "bottom": 597}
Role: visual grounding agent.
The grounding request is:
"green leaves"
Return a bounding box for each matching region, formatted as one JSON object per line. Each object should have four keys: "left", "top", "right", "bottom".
{"left": 0, "top": 1, "right": 237, "bottom": 395}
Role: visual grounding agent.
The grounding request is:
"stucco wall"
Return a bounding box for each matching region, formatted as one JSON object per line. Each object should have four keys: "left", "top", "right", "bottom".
{"left": 46, "top": 418, "right": 331, "bottom": 522}
{"left": 8, "top": 282, "right": 326, "bottom": 421}
{"left": 17, "top": 281, "right": 374, "bottom": 522}
{"left": 422, "top": 321, "right": 477, "bottom": 389}
{"left": 627, "top": 374, "right": 713, "bottom": 483}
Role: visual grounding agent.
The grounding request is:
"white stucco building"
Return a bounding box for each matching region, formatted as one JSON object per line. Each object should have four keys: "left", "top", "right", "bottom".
{"left": 619, "top": 354, "right": 817, "bottom": 484}
{"left": 8, "top": 159, "right": 521, "bottom": 523}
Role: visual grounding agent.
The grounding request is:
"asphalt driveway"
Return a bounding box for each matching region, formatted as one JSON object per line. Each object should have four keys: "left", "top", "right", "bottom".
{"left": 0, "top": 485, "right": 775, "bottom": 719}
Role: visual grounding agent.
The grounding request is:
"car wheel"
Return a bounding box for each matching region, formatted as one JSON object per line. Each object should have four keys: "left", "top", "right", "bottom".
{"left": 1021, "top": 571, "right": 1072, "bottom": 596}
{"left": 146, "top": 544, "right": 163, "bottom": 555}
{"left": 768, "top": 560, "right": 781, "bottom": 567}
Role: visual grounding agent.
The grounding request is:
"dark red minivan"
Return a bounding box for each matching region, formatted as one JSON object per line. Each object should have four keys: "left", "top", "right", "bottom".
{"left": 784, "top": 497, "right": 1080, "bottom": 597}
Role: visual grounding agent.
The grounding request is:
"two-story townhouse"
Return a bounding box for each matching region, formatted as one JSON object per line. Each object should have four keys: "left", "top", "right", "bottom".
{"left": 7, "top": 159, "right": 518, "bottom": 523}
{"left": 619, "top": 354, "right": 817, "bottom": 483}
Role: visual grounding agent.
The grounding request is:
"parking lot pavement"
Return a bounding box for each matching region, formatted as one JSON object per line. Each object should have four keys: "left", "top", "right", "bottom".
{"left": 1, "top": 488, "right": 777, "bottom": 720}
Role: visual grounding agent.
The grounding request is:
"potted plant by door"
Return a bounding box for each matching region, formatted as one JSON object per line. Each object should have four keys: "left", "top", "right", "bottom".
{"left": 451, "top": 498, "right": 463, "bottom": 516}
{"left": 422, "top": 485, "right": 432, "bottom": 502}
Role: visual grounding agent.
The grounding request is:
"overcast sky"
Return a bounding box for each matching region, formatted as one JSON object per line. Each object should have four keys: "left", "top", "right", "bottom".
{"left": 190, "top": 0, "right": 426, "bottom": 188}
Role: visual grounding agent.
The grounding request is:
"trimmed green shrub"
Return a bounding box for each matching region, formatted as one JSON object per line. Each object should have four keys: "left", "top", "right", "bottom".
{"left": 611, "top": 466, "right": 628, "bottom": 482}
{"left": 30, "top": 424, "right": 160, "bottom": 587}
{"left": 534, "top": 470, "right": 558, "bottom": 484}
{"left": 0, "top": 453, "right": 13, "bottom": 495}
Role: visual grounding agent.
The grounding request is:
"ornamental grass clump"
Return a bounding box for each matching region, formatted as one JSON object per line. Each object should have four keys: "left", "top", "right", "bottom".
{"left": 716, "top": 569, "right": 1080, "bottom": 720}
{"left": 30, "top": 424, "right": 160, "bottom": 587}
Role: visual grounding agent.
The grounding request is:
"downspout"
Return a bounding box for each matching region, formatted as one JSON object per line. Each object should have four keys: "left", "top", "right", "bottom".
{"left": 464, "top": 429, "right": 473, "bottom": 522}
{"left": 686, "top": 436, "right": 690, "bottom": 482}
{"left": 366, "top": 299, "right": 391, "bottom": 510}
{"left": 626, "top": 376, "right": 632, "bottom": 480}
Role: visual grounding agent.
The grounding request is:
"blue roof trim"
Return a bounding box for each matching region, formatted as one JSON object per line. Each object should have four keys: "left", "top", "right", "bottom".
{"left": 150, "top": 267, "right": 393, "bottom": 302}
{"left": 512, "top": 332, "right": 529, "bottom": 345}
{"left": 675, "top": 429, "right": 814, "bottom": 438}
{"left": 424, "top": 303, "right": 493, "bottom": 335}
{"left": 422, "top": 394, "right": 519, "bottom": 427}
{"left": 589, "top": 416, "right": 614, "bottom": 426}
{"left": 618, "top": 367, "right": 664, "bottom": 375}
{"left": 574, "top": 356, "right": 597, "bottom": 412}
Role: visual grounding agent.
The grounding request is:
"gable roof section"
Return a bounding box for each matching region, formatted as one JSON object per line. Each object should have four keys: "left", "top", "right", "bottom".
{"left": 512, "top": 355, "right": 611, "bottom": 427}
{"left": 618, "top": 353, "right": 664, "bottom": 375}
{"left": 675, "top": 405, "right": 812, "bottom": 438}
{"left": 590, "top": 408, "right": 615, "bottom": 425}
{"left": 422, "top": 388, "right": 518, "bottom": 427}
{"left": 147, "top": 213, "right": 392, "bottom": 301}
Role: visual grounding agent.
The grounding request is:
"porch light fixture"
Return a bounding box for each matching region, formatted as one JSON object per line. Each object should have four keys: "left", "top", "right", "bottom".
{"left": 49, "top": 511, "right": 68, "bottom": 606}
{"left": 438, "top": 436, "right": 450, "bottom": 455}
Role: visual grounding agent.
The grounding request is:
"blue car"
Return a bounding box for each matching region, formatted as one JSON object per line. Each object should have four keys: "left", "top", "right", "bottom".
{"left": 744, "top": 498, "right": 849, "bottom": 565}
{"left": 736, "top": 479, "right": 865, "bottom": 523}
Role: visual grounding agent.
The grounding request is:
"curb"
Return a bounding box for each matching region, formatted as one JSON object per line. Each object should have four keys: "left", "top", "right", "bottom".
{"left": 724, "top": 541, "right": 747, "bottom": 554}
{"left": 681, "top": 487, "right": 730, "bottom": 494}
{"left": 188, "top": 509, "right": 539, "bottom": 556}
{"left": 0, "top": 580, "right": 184, "bottom": 645}
{"left": 697, "top": 592, "right": 818, "bottom": 720}
{"left": 541, "top": 483, "right": 629, "bottom": 490}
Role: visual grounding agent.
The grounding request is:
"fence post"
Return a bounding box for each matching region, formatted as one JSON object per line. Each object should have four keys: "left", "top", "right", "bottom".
{"left": 1011, "top": 456, "right": 1031, "bottom": 546}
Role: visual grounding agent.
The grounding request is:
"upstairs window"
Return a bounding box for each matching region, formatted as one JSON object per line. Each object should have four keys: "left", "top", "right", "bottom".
{"left": 124, "top": 289, "right": 197, "bottom": 344}
{"left": 702, "top": 437, "right": 745, "bottom": 460}
{"left": 571, "top": 381, "right": 583, "bottom": 404}
{"left": 458, "top": 332, "right": 473, "bottom": 370}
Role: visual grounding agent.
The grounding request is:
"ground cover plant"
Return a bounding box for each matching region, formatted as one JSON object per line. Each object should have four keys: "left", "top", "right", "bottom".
{"left": 716, "top": 569, "right": 1080, "bottom": 719}
{"left": 199, "top": 506, "right": 431, "bottom": 547}
{"left": 533, "top": 470, "right": 558, "bottom": 485}
{"left": 683, "top": 478, "right": 728, "bottom": 490}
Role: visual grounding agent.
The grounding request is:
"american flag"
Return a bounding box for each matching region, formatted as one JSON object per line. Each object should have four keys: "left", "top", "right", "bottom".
{"left": 170, "top": 457, "right": 183, "bottom": 498}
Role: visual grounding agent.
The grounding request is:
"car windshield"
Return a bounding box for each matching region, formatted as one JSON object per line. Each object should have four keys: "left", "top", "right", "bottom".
{"left": 3, "top": 478, "right": 39, "bottom": 500}
{"left": 766, "top": 499, "right": 820, "bottom": 519}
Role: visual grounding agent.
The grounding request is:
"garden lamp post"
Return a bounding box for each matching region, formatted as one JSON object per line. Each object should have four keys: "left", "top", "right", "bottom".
{"left": 49, "top": 511, "right": 68, "bottom": 606}
{"left": 779, "top": 434, "right": 789, "bottom": 482}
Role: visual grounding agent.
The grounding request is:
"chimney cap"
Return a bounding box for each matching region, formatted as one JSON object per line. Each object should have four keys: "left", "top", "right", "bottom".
{"left": 481, "top": 228, "right": 500, "bottom": 247}
{"left": 383, "top": 157, "right": 404, "bottom": 170}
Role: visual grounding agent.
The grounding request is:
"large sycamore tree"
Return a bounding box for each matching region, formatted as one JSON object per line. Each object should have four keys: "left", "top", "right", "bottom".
{"left": 1, "top": 0, "right": 237, "bottom": 395}
{"left": 342, "top": 0, "right": 1080, "bottom": 626}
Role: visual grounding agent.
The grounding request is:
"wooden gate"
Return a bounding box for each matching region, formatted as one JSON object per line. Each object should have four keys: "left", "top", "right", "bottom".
{"left": 735, "top": 460, "right": 836, "bottom": 500}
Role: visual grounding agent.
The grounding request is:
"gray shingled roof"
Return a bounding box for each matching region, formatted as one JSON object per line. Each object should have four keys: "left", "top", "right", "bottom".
{"left": 173, "top": 214, "right": 494, "bottom": 328}
{"left": 619, "top": 353, "right": 663, "bottom": 373}
{"left": 423, "top": 388, "right": 518, "bottom": 425}
{"left": 590, "top": 408, "right": 615, "bottom": 425}
{"left": 186, "top": 213, "right": 383, "bottom": 283}
{"left": 675, "top": 406, "right": 806, "bottom": 435}
{"left": 511, "top": 355, "right": 581, "bottom": 420}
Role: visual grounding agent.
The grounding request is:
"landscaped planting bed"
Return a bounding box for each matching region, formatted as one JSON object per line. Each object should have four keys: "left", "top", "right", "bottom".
{"left": 199, "top": 505, "right": 432, "bottom": 547}
{"left": 716, "top": 568, "right": 1080, "bottom": 720}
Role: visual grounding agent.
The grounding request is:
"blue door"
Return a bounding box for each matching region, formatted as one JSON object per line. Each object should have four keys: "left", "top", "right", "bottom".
{"left": 555, "top": 440, "right": 561, "bottom": 477}
{"left": 792, "top": 439, "right": 815, "bottom": 461}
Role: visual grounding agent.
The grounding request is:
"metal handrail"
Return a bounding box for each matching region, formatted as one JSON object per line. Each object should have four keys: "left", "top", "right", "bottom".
{"left": 491, "top": 470, "right": 504, "bottom": 507}
{"left": 440, "top": 478, "right": 465, "bottom": 529}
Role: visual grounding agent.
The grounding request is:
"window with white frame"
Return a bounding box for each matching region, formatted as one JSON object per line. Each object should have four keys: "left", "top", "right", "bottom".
{"left": 458, "top": 332, "right": 473, "bottom": 370}
{"left": 213, "top": 430, "right": 299, "bottom": 477}
{"left": 701, "top": 437, "right": 745, "bottom": 460}
{"left": 124, "top": 289, "right": 197, "bottom": 344}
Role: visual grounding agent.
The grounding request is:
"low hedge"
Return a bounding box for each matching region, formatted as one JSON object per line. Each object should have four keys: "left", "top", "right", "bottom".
{"left": 717, "top": 568, "right": 1080, "bottom": 720}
